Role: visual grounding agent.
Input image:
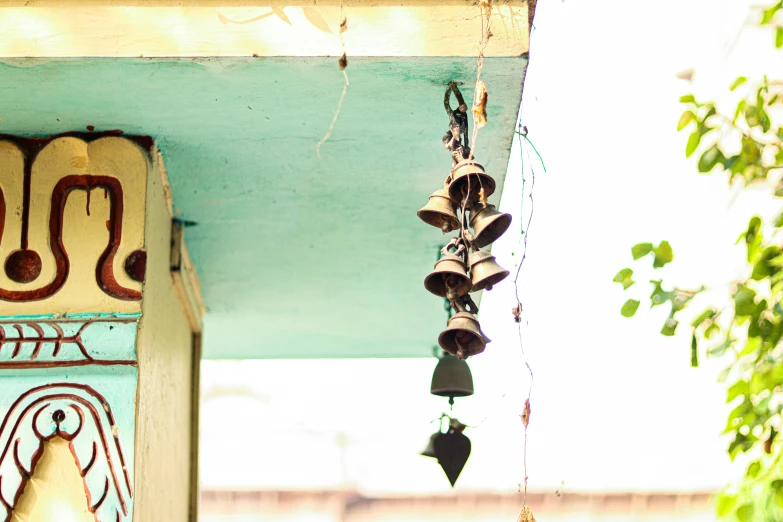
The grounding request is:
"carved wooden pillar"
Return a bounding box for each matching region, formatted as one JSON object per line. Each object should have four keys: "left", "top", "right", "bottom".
{"left": 0, "top": 135, "right": 202, "bottom": 522}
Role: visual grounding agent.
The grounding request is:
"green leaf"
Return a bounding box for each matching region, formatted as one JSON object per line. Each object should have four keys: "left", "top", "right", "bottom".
{"left": 777, "top": 27, "right": 783, "bottom": 48}
{"left": 613, "top": 268, "right": 635, "bottom": 290}
{"left": 734, "top": 286, "right": 757, "bottom": 317}
{"left": 680, "top": 94, "right": 696, "bottom": 103}
{"left": 717, "top": 494, "right": 737, "bottom": 517}
{"left": 760, "top": 107, "right": 772, "bottom": 133}
{"left": 745, "top": 105, "right": 761, "bottom": 127}
{"left": 747, "top": 460, "right": 761, "bottom": 478}
{"left": 776, "top": 488, "right": 783, "bottom": 509}
{"left": 705, "top": 323, "right": 720, "bottom": 339}
{"left": 649, "top": 280, "right": 674, "bottom": 306}
{"left": 730, "top": 76, "right": 748, "bottom": 91}
{"left": 752, "top": 258, "right": 771, "bottom": 280}
{"left": 736, "top": 503, "right": 754, "bottom": 522}
{"left": 746, "top": 216, "right": 762, "bottom": 240}
{"left": 775, "top": 211, "right": 783, "bottom": 228}
{"left": 661, "top": 317, "right": 678, "bottom": 336}
{"left": 690, "top": 334, "right": 698, "bottom": 367}
{"left": 653, "top": 241, "right": 674, "bottom": 268}
{"left": 691, "top": 308, "right": 716, "bottom": 328}
{"left": 745, "top": 216, "right": 763, "bottom": 262}
{"left": 677, "top": 110, "right": 695, "bottom": 131}
{"left": 702, "top": 105, "right": 717, "bottom": 123}
{"left": 750, "top": 370, "right": 766, "bottom": 394}
{"left": 734, "top": 99, "right": 747, "bottom": 123}
{"left": 686, "top": 131, "right": 701, "bottom": 158}
{"left": 752, "top": 246, "right": 781, "bottom": 280}
{"left": 727, "top": 381, "right": 748, "bottom": 402}
{"left": 762, "top": 4, "right": 780, "bottom": 24}
{"left": 741, "top": 136, "right": 762, "bottom": 166}
{"left": 631, "top": 243, "right": 653, "bottom": 260}
{"left": 698, "top": 145, "right": 722, "bottom": 173}
{"left": 621, "top": 299, "right": 640, "bottom": 318}
{"left": 710, "top": 337, "right": 733, "bottom": 356}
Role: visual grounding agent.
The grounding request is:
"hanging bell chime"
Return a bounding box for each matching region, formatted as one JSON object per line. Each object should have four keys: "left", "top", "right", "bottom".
{"left": 430, "top": 352, "right": 474, "bottom": 400}
{"left": 417, "top": 187, "right": 461, "bottom": 233}
{"left": 468, "top": 250, "right": 509, "bottom": 292}
{"left": 419, "top": 431, "right": 441, "bottom": 459}
{"left": 469, "top": 203, "right": 512, "bottom": 248}
{"left": 447, "top": 160, "right": 496, "bottom": 203}
{"left": 415, "top": 83, "right": 514, "bottom": 362}
{"left": 424, "top": 253, "right": 472, "bottom": 300}
{"left": 438, "top": 312, "right": 490, "bottom": 359}
{"left": 434, "top": 420, "right": 471, "bottom": 487}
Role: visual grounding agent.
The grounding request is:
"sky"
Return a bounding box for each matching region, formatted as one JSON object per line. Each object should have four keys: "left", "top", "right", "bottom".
{"left": 199, "top": 0, "right": 783, "bottom": 496}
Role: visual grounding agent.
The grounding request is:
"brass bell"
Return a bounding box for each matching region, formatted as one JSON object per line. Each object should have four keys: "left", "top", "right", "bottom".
{"left": 447, "top": 160, "right": 496, "bottom": 203}
{"left": 431, "top": 352, "right": 474, "bottom": 400}
{"left": 469, "top": 203, "right": 512, "bottom": 248}
{"left": 438, "top": 312, "right": 490, "bottom": 359}
{"left": 417, "top": 188, "right": 460, "bottom": 233}
{"left": 419, "top": 431, "right": 440, "bottom": 459}
{"left": 468, "top": 250, "right": 509, "bottom": 292}
{"left": 424, "top": 254, "right": 472, "bottom": 300}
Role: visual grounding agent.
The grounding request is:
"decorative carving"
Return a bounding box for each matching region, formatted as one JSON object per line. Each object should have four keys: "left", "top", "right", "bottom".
{"left": 0, "top": 134, "right": 150, "bottom": 315}
{"left": 0, "top": 319, "right": 137, "bottom": 368}
{"left": 123, "top": 250, "right": 146, "bottom": 283}
{"left": 0, "top": 383, "right": 133, "bottom": 522}
{"left": 4, "top": 250, "right": 41, "bottom": 284}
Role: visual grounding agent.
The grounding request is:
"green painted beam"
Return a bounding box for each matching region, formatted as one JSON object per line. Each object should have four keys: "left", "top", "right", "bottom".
{"left": 0, "top": 56, "right": 527, "bottom": 358}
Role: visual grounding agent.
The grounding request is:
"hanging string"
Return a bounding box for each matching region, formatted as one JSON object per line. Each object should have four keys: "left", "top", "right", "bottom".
{"left": 315, "top": 1, "right": 350, "bottom": 158}
{"left": 513, "top": 119, "right": 536, "bottom": 510}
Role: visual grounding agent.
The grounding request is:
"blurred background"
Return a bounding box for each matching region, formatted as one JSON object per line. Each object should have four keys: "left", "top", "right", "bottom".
{"left": 198, "top": 1, "right": 783, "bottom": 520}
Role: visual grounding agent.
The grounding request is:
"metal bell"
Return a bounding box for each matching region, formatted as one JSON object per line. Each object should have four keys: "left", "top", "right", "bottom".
{"left": 431, "top": 352, "right": 474, "bottom": 399}
{"left": 468, "top": 250, "right": 509, "bottom": 292}
{"left": 438, "top": 312, "right": 490, "bottom": 359}
{"left": 419, "top": 431, "right": 440, "bottom": 458}
{"left": 469, "top": 203, "right": 512, "bottom": 248}
{"left": 447, "top": 160, "right": 496, "bottom": 203}
{"left": 434, "top": 422, "right": 471, "bottom": 487}
{"left": 424, "top": 254, "right": 472, "bottom": 300}
{"left": 417, "top": 188, "right": 460, "bottom": 233}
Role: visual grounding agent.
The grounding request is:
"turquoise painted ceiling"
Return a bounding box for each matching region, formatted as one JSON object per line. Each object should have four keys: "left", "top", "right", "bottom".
{"left": 0, "top": 57, "right": 527, "bottom": 358}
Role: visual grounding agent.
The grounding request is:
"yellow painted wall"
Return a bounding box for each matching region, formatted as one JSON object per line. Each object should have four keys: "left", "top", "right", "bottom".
{"left": 133, "top": 151, "right": 196, "bottom": 522}
{"left": 12, "top": 438, "right": 93, "bottom": 522}
{"left": 0, "top": 2, "right": 529, "bottom": 58}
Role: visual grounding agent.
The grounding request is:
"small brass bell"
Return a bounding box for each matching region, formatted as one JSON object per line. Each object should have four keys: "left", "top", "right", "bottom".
{"left": 469, "top": 203, "right": 512, "bottom": 248}
{"left": 468, "top": 250, "right": 509, "bottom": 292}
{"left": 438, "top": 312, "right": 490, "bottom": 359}
{"left": 431, "top": 352, "right": 474, "bottom": 400}
{"left": 417, "top": 188, "right": 460, "bottom": 233}
{"left": 447, "top": 160, "right": 496, "bottom": 203}
{"left": 424, "top": 254, "right": 472, "bottom": 300}
{"left": 419, "top": 431, "right": 440, "bottom": 458}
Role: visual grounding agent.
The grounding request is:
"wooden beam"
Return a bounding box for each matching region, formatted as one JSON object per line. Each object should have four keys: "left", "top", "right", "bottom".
{"left": 0, "top": 2, "right": 529, "bottom": 57}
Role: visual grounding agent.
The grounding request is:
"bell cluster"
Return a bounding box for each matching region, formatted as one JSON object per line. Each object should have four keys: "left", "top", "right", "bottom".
{"left": 417, "top": 157, "right": 513, "bottom": 359}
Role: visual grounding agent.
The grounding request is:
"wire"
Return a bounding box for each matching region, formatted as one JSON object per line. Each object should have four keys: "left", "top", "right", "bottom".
{"left": 515, "top": 129, "right": 547, "bottom": 173}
